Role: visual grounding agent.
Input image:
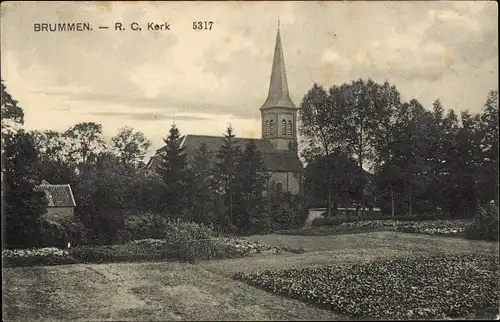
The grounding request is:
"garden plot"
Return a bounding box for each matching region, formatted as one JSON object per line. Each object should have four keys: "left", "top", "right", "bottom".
{"left": 234, "top": 254, "right": 500, "bottom": 320}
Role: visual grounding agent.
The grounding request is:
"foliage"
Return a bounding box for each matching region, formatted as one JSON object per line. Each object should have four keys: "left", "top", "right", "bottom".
{"left": 110, "top": 126, "right": 152, "bottom": 168}
{"left": 304, "top": 153, "right": 365, "bottom": 212}
{"left": 74, "top": 156, "right": 134, "bottom": 245}
{"left": 184, "top": 142, "right": 218, "bottom": 225}
{"left": 162, "top": 219, "right": 216, "bottom": 260}
{"left": 1, "top": 79, "right": 24, "bottom": 148}
{"left": 1, "top": 80, "right": 24, "bottom": 124}
{"left": 119, "top": 213, "right": 169, "bottom": 242}
{"left": 2, "top": 247, "right": 77, "bottom": 267}
{"left": 69, "top": 243, "right": 176, "bottom": 264}
{"left": 129, "top": 171, "right": 166, "bottom": 214}
{"left": 62, "top": 122, "right": 106, "bottom": 167}
{"left": 233, "top": 140, "right": 269, "bottom": 233}
{"left": 209, "top": 237, "right": 305, "bottom": 259}
{"left": 36, "top": 217, "right": 88, "bottom": 248}
{"left": 156, "top": 124, "right": 190, "bottom": 215}
{"left": 466, "top": 202, "right": 499, "bottom": 241}
{"left": 3, "top": 130, "right": 48, "bottom": 248}
{"left": 234, "top": 254, "right": 499, "bottom": 320}
{"left": 299, "top": 218, "right": 469, "bottom": 237}
{"left": 214, "top": 125, "right": 242, "bottom": 232}
{"left": 299, "top": 80, "right": 499, "bottom": 220}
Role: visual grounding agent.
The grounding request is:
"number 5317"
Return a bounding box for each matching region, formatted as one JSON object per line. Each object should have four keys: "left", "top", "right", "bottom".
{"left": 193, "top": 21, "right": 214, "bottom": 30}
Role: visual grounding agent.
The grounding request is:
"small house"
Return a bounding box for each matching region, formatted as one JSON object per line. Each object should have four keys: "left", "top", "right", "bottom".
{"left": 35, "top": 180, "right": 76, "bottom": 220}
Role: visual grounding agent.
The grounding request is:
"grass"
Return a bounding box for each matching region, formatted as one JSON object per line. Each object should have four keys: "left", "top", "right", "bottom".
{"left": 198, "top": 231, "right": 498, "bottom": 277}
{"left": 3, "top": 261, "right": 345, "bottom": 321}
{"left": 3, "top": 231, "right": 499, "bottom": 321}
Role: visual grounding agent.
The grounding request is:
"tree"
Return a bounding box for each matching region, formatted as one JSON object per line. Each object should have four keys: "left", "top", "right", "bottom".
{"left": 300, "top": 79, "right": 391, "bottom": 217}
{"left": 299, "top": 83, "right": 351, "bottom": 216}
{"left": 214, "top": 125, "right": 241, "bottom": 231}
{"left": 75, "top": 153, "right": 133, "bottom": 244}
{"left": 1, "top": 80, "right": 24, "bottom": 136}
{"left": 156, "top": 124, "right": 189, "bottom": 215}
{"left": 110, "top": 126, "right": 152, "bottom": 168}
{"left": 342, "top": 79, "right": 382, "bottom": 216}
{"left": 305, "top": 152, "right": 365, "bottom": 214}
{"left": 391, "top": 99, "right": 433, "bottom": 217}
{"left": 234, "top": 140, "right": 269, "bottom": 232}
{"left": 3, "top": 130, "right": 48, "bottom": 248}
{"left": 30, "top": 130, "right": 77, "bottom": 184}
{"left": 1, "top": 80, "right": 25, "bottom": 162}
{"left": 477, "top": 90, "right": 499, "bottom": 204}
{"left": 370, "top": 81, "right": 402, "bottom": 217}
{"left": 186, "top": 142, "right": 217, "bottom": 224}
{"left": 300, "top": 83, "right": 351, "bottom": 160}
{"left": 63, "top": 122, "right": 106, "bottom": 168}
{"left": 434, "top": 108, "right": 461, "bottom": 216}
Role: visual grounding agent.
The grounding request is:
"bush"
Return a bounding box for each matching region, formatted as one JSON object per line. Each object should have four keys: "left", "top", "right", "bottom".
{"left": 70, "top": 243, "right": 177, "bottom": 263}
{"left": 466, "top": 202, "right": 499, "bottom": 241}
{"left": 163, "top": 219, "right": 216, "bottom": 260}
{"left": 118, "top": 213, "right": 169, "bottom": 242}
{"left": 250, "top": 194, "right": 309, "bottom": 234}
{"left": 71, "top": 219, "right": 218, "bottom": 263}
{"left": 35, "top": 217, "right": 88, "bottom": 248}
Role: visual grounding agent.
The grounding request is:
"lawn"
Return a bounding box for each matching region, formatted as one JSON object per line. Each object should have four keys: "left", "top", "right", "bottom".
{"left": 3, "top": 261, "right": 344, "bottom": 321}
{"left": 3, "top": 231, "right": 499, "bottom": 321}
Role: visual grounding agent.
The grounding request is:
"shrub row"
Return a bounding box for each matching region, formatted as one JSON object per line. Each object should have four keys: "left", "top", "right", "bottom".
{"left": 2, "top": 247, "right": 78, "bottom": 267}
{"left": 296, "top": 218, "right": 470, "bottom": 237}
{"left": 2, "top": 226, "right": 306, "bottom": 267}
{"left": 465, "top": 202, "right": 499, "bottom": 241}
{"left": 234, "top": 254, "right": 500, "bottom": 320}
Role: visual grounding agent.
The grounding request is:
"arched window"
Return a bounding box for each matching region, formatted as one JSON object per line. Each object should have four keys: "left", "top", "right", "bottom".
{"left": 288, "top": 120, "right": 293, "bottom": 136}
{"left": 275, "top": 182, "right": 283, "bottom": 195}
{"left": 281, "top": 119, "right": 286, "bottom": 135}
{"left": 270, "top": 120, "right": 274, "bottom": 136}
{"left": 265, "top": 120, "right": 270, "bottom": 136}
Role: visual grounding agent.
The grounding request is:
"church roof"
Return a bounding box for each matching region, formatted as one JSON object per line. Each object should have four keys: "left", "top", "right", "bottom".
{"left": 147, "top": 134, "right": 303, "bottom": 173}
{"left": 260, "top": 24, "right": 297, "bottom": 110}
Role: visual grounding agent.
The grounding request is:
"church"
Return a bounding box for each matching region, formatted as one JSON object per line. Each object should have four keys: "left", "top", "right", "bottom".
{"left": 145, "top": 24, "right": 304, "bottom": 195}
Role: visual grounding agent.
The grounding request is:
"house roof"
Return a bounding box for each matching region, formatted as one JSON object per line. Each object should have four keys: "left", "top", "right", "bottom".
{"left": 34, "top": 184, "right": 76, "bottom": 207}
{"left": 147, "top": 134, "right": 303, "bottom": 173}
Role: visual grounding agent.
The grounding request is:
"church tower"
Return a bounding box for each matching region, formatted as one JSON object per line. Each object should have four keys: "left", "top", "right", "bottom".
{"left": 260, "top": 22, "right": 298, "bottom": 152}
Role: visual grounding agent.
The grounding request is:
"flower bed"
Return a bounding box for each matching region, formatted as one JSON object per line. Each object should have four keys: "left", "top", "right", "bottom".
{"left": 288, "top": 219, "right": 469, "bottom": 237}
{"left": 234, "top": 254, "right": 499, "bottom": 320}
{"left": 130, "top": 237, "right": 305, "bottom": 262}
{"left": 2, "top": 247, "right": 78, "bottom": 267}
{"left": 2, "top": 237, "right": 305, "bottom": 267}
{"left": 212, "top": 237, "right": 305, "bottom": 258}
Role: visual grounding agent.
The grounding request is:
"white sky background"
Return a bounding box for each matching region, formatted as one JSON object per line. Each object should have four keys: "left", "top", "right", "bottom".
{"left": 1, "top": 1, "right": 498, "bottom": 158}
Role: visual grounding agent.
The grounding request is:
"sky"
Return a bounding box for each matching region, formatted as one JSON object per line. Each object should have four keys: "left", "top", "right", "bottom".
{"left": 1, "top": 1, "right": 498, "bottom": 158}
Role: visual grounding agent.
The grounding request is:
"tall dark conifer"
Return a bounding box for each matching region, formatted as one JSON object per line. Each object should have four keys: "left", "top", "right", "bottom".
{"left": 157, "top": 124, "right": 189, "bottom": 215}
{"left": 234, "top": 140, "right": 269, "bottom": 232}
{"left": 214, "top": 125, "right": 241, "bottom": 230}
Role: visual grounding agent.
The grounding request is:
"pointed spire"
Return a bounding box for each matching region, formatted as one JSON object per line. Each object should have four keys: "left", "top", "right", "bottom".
{"left": 260, "top": 21, "right": 297, "bottom": 110}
